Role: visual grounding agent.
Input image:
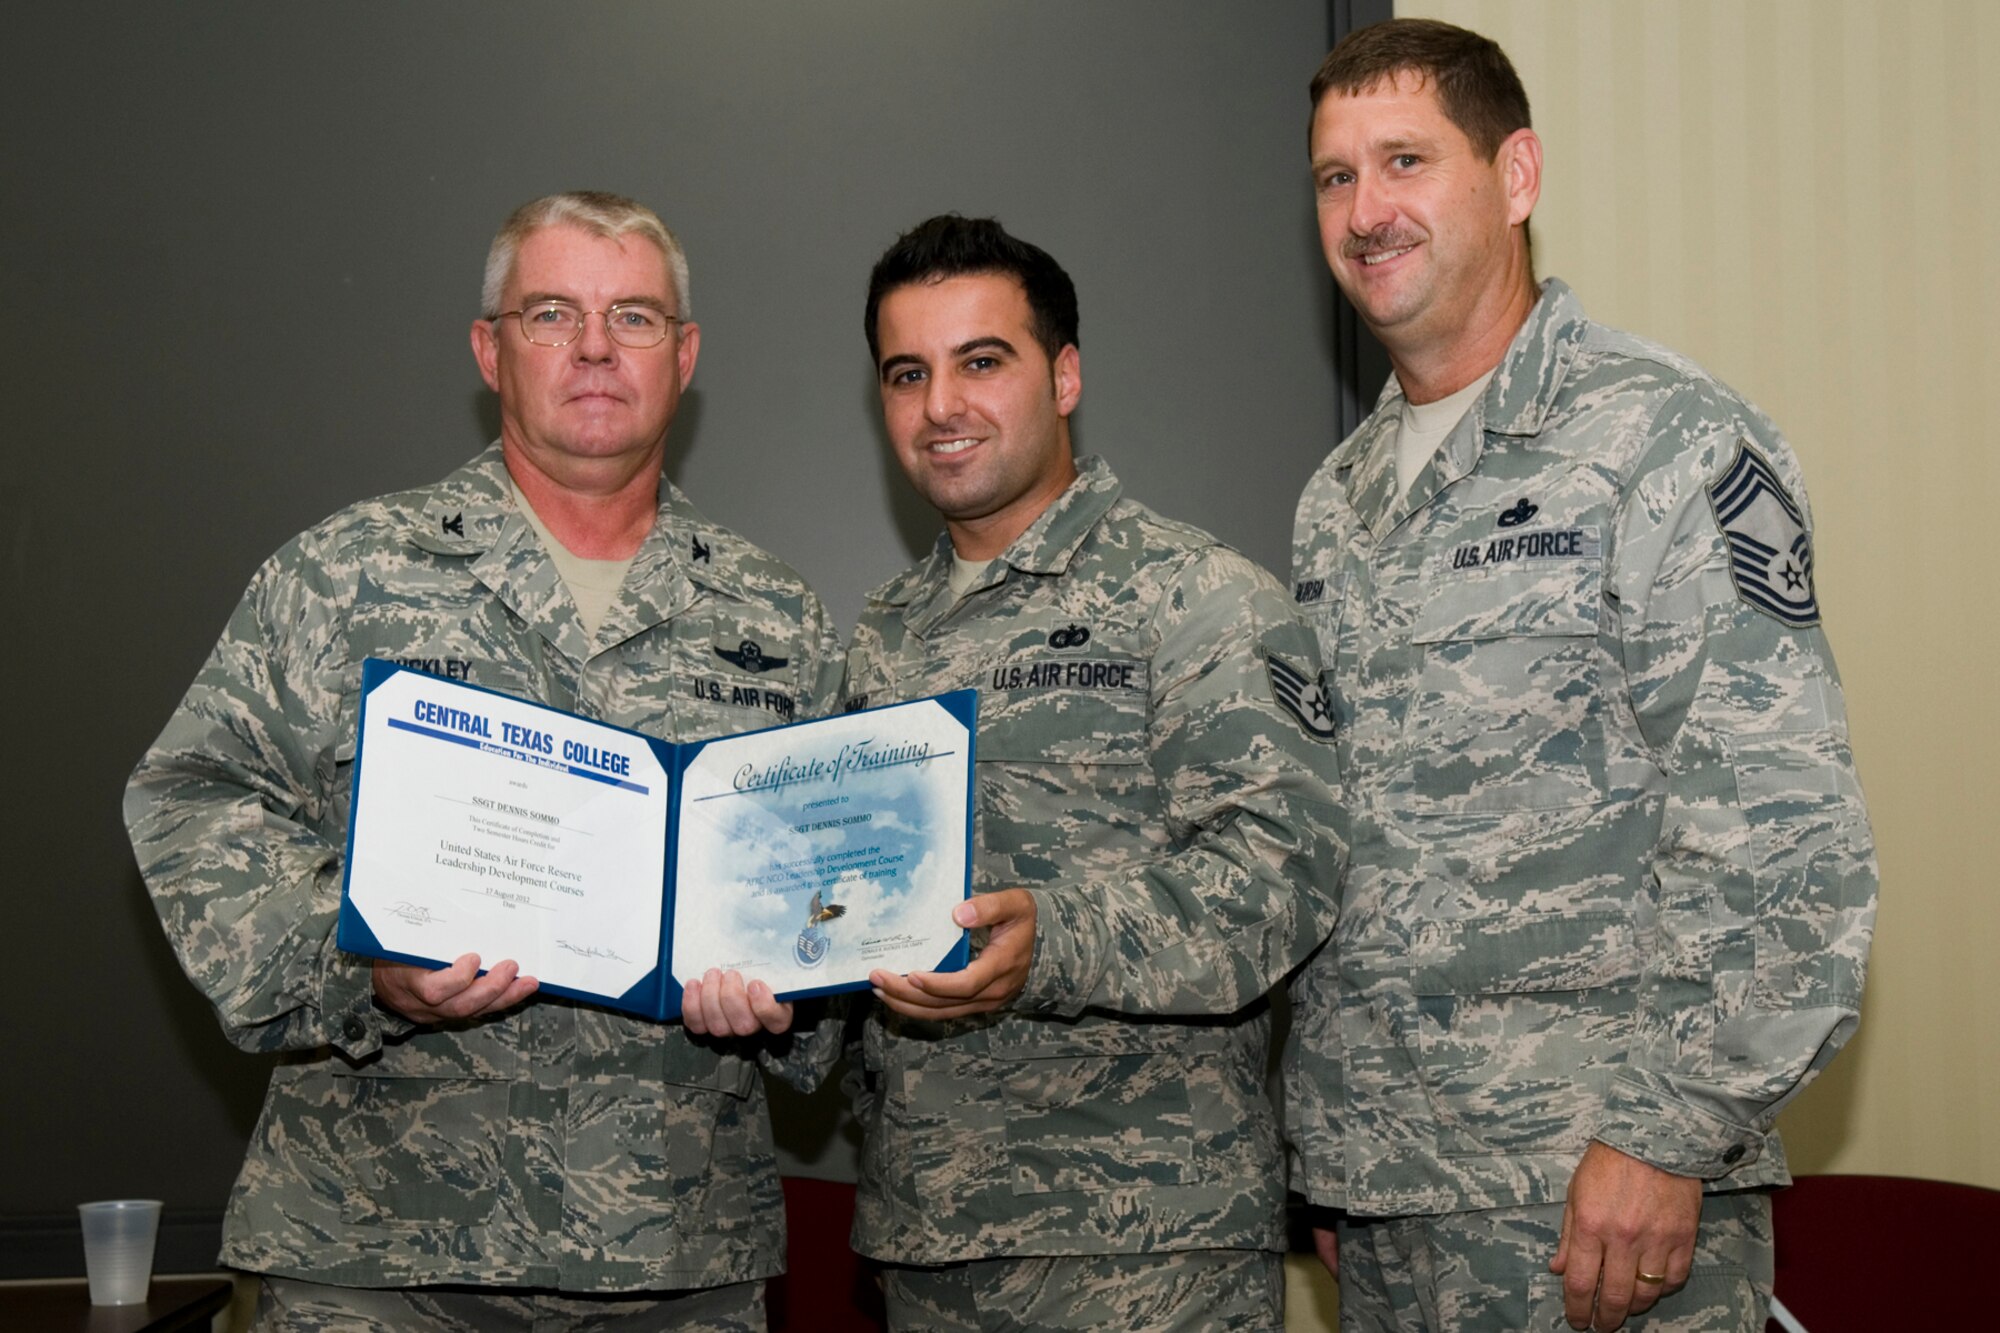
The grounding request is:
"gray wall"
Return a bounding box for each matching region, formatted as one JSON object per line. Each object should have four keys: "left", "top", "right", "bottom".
{"left": 2, "top": 0, "right": 1374, "bottom": 1267}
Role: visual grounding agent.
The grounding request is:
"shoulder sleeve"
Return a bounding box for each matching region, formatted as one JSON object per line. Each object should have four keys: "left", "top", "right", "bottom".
{"left": 1595, "top": 383, "right": 1877, "bottom": 1178}
{"left": 1017, "top": 547, "right": 1346, "bottom": 1017}
{"left": 123, "top": 534, "right": 408, "bottom": 1058}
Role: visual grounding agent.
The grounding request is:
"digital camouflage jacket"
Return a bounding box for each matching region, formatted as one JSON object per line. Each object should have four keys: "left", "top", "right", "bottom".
{"left": 1287, "top": 281, "right": 1877, "bottom": 1218}
{"left": 126, "top": 445, "right": 843, "bottom": 1291}
{"left": 842, "top": 457, "right": 1345, "bottom": 1263}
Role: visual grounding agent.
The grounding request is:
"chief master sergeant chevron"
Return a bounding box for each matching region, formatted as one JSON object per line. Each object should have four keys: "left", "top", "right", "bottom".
{"left": 124, "top": 192, "right": 843, "bottom": 1331}
{"left": 840, "top": 215, "right": 1346, "bottom": 1330}
{"left": 1285, "top": 21, "right": 1877, "bottom": 1333}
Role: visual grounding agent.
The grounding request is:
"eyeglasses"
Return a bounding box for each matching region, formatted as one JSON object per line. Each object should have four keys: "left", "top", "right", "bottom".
{"left": 489, "top": 301, "right": 681, "bottom": 348}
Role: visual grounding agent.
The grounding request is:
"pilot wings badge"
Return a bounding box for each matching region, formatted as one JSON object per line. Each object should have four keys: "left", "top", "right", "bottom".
{"left": 716, "top": 640, "right": 788, "bottom": 674}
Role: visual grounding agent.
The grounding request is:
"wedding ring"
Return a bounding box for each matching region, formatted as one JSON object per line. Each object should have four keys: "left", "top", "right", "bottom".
{"left": 1635, "top": 1270, "right": 1668, "bottom": 1285}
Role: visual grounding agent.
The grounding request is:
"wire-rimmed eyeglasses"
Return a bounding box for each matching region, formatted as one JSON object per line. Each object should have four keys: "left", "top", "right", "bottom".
{"left": 489, "top": 300, "right": 681, "bottom": 348}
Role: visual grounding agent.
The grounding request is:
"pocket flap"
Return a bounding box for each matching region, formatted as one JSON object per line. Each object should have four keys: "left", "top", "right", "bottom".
{"left": 1414, "top": 912, "right": 1639, "bottom": 995}
{"left": 977, "top": 669, "right": 1148, "bottom": 765}
{"left": 1414, "top": 526, "right": 1602, "bottom": 644}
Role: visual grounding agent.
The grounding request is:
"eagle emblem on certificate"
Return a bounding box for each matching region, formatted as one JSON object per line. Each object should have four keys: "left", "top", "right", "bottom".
{"left": 794, "top": 890, "right": 847, "bottom": 969}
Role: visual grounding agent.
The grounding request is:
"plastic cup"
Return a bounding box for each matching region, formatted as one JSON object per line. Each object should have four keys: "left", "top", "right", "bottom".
{"left": 77, "top": 1199, "right": 162, "bottom": 1305}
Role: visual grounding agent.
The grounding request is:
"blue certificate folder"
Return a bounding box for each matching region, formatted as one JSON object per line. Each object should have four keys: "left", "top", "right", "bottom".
{"left": 337, "top": 658, "right": 974, "bottom": 1020}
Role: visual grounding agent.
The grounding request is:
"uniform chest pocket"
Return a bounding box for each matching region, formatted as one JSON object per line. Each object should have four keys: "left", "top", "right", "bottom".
{"left": 976, "top": 662, "right": 1149, "bottom": 765}
{"left": 1403, "top": 556, "right": 1607, "bottom": 814}
{"left": 672, "top": 671, "right": 803, "bottom": 739}
{"left": 974, "top": 672, "right": 1151, "bottom": 885}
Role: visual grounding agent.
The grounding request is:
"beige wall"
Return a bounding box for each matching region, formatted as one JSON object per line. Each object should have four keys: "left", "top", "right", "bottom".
{"left": 1404, "top": 0, "right": 1999, "bottom": 1191}
{"left": 1286, "top": 1, "right": 2000, "bottom": 1324}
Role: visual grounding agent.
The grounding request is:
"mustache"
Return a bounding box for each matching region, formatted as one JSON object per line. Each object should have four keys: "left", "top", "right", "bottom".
{"left": 1343, "top": 225, "right": 1426, "bottom": 259}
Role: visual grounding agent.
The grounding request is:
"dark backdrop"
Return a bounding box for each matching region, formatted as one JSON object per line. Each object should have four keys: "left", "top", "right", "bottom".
{"left": 0, "top": 0, "right": 1389, "bottom": 1274}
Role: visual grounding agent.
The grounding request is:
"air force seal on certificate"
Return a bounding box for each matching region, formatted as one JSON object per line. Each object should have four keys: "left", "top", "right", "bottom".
{"left": 795, "top": 890, "right": 846, "bottom": 968}
{"left": 1708, "top": 441, "right": 1820, "bottom": 629}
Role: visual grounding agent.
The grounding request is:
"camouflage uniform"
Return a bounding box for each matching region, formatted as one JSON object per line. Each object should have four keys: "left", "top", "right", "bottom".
{"left": 1333, "top": 1192, "right": 1772, "bottom": 1331}
{"left": 254, "top": 1273, "right": 766, "bottom": 1332}
{"left": 841, "top": 457, "right": 1345, "bottom": 1315}
{"left": 881, "top": 1248, "right": 1284, "bottom": 1332}
{"left": 1286, "top": 281, "right": 1876, "bottom": 1328}
{"left": 125, "top": 444, "right": 844, "bottom": 1294}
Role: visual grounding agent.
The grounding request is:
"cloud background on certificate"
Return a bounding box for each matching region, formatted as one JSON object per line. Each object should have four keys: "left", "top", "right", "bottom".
{"left": 671, "top": 701, "right": 968, "bottom": 985}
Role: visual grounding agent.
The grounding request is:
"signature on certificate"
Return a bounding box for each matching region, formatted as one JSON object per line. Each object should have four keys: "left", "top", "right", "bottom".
{"left": 389, "top": 901, "right": 442, "bottom": 926}
{"left": 555, "top": 939, "right": 633, "bottom": 964}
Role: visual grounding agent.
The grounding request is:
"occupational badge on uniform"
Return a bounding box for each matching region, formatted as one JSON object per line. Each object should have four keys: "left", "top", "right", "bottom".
{"left": 1047, "top": 623, "right": 1092, "bottom": 649}
{"left": 794, "top": 890, "right": 846, "bottom": 969}
{"left": 1496, "top": 497, "right": 1538, "bottom": 528}
{"left": 716, "top": 640, "right": 788, "bottom": 674}
{"left": 1707, "top": 441, "right": 1820, "bottom": 629}
{"left": 1267, "top": 654, "right": 1337, "bottom": 741}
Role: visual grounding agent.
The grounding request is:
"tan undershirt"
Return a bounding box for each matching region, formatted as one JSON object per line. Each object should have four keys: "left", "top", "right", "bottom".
{"left": 509, "top": 477, "right": 636, "bottom": 642}
{"left": 947, "top": 553, "right": 992, "bottom": 598}
{"left": 1394, "top": 368, "right": 1495, "bottom": 499}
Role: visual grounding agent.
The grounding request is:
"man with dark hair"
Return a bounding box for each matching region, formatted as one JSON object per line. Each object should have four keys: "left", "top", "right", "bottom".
{"left": 1286, "top": 19, "right": 1876, "bottom": 1333}
{"left": 862, "top": 212, "right": 1080, "bottom": 365}
{"left": 127, "top": 191, "right": 843, "bottom": 1331}
{"left": 1307, "top": 18, "right": 1529, "bottom": 160}
{"left": 845, "top": 213, "right": 1345, "bottom": 1329}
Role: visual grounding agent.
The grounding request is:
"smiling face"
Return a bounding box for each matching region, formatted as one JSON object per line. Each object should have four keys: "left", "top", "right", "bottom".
{"left": 1310, "top": 70, "right": 1539, "bottom": 390}
{"left": 470, "top": 223, "right": 698, "bottom": 489}
{"left": 875, "top": 272, "right": 1081, "bottom": 560}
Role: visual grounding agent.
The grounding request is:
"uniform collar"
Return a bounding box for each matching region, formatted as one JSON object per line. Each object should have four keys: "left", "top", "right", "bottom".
{"left": 871, "top": 454, "right": 1122, "bottom": 635}
{"left": 406, "top": 443, "right": 749, "bottom": 660}
{"left": 1334, "top": 278, "right": 1589, "bottom": 540}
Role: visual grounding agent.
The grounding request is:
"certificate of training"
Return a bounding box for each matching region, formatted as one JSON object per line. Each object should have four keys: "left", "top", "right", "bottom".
{"left": 336, "top": 658, "right": 973, "bottom": 1018}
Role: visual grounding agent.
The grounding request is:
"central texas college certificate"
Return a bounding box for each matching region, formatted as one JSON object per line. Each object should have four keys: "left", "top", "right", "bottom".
{"left": 336, "top": 658, "right": 973, "bottom": 1018}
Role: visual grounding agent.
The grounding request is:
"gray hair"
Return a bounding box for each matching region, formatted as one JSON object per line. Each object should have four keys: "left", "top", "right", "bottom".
{"left": 480, "top": 191, "right": 691, "bottom": 319}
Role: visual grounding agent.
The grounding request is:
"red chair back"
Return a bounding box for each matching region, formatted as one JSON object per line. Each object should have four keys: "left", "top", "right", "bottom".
{"left": 1769, "top": 1174, "right": 2000, "bottom": 1332}
{"left": 768, "top": 1175, "right": 884, "bottom": 1331}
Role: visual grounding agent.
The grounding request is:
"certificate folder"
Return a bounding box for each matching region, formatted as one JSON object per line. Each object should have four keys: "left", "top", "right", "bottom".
{"left": 337, "top": 658, "right": 974, "bottom": 1018}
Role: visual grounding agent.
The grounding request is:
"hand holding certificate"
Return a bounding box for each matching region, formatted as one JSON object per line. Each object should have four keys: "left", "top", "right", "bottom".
{"left": 866, "top": 886, "right": 1037, "bottom": 1022}
{"left": 337, "top": 660, "right": 973, "bottom": 1017}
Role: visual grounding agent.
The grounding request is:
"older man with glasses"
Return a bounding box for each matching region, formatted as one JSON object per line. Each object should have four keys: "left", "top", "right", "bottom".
{"left": 126, "top": 191, "right": 844, "bottom": 1332}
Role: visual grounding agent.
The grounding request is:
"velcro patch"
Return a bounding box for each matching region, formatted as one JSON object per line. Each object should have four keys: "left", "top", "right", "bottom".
{"left": 1707, "top": 442, "right": 1819, "bottom": 629}
{"left": 1267, "top": 654, "right": 1336, "bottom": 741}
{"left": 1444, "top": 525, "right": 1601, "bottom": 575}
{"left": 988, "top": 657, "right": 1143, "bottom": 693}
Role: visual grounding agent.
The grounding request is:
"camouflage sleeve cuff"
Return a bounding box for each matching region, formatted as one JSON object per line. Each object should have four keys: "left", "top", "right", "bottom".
{"left": 756, "top": 996, "right": 848, "bottom": 1093}
{"left": 322, "top": 939, "right": 412, "bottom": 1059}
{"left": 1015, "top": 885, "right": 1107, "bottom": 1018}
{"left": 1594, "top": 1072, "right": 1765, "bottom": 1180}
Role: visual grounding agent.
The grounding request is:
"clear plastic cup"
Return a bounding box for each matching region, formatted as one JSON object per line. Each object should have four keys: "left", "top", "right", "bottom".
{"left": 77, "top": 1199, "right": 162, "bottom": 1305}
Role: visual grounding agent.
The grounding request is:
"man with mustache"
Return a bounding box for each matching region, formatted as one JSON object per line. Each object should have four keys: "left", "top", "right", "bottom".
{"left": 1286, "top": 21, "right": 1877, "bottom": 1333}
{"left": 127, "top": 191, "right": 842, "bottom": 1330}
